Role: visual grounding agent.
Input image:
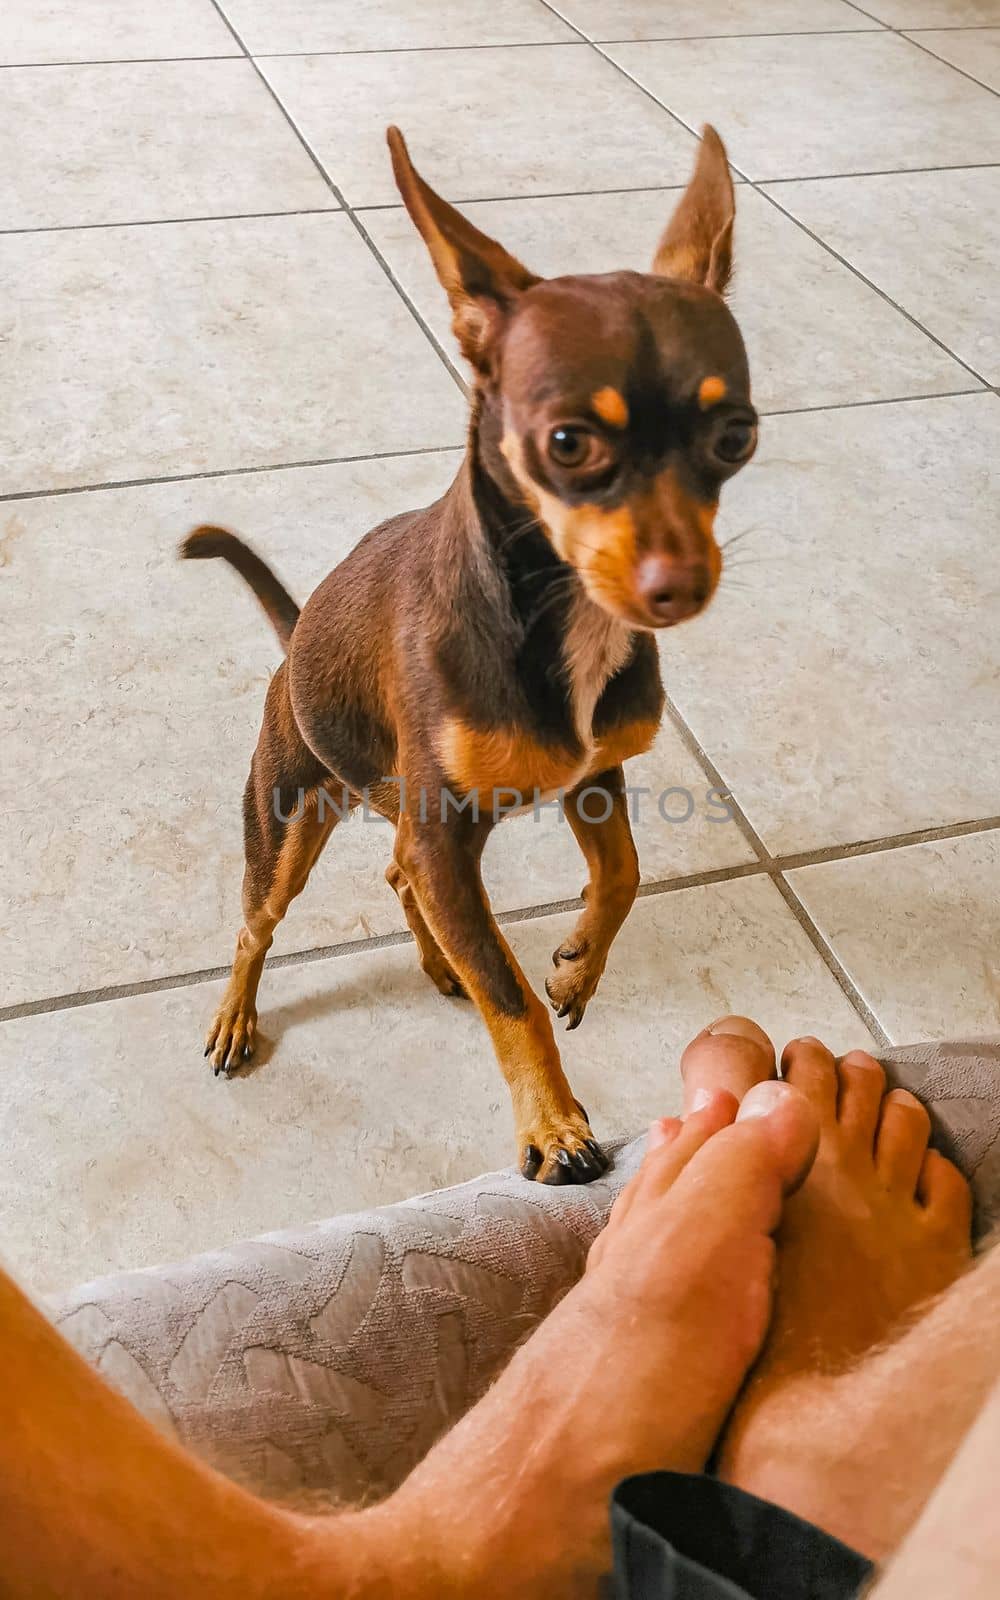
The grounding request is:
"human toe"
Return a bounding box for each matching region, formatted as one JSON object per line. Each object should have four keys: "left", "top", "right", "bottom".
{"left": 681, "top": 1016, "right": 776, "bottom": 1114}
{"left": 917, "top": 1147, "right": 973, "bottom": 1240}
{"left": 875, "top": 1088, "right": 932, "bottom": 1193}
{"left": 780, "top": 1037, "right": 838, "bottom": 1121}
{"left": 835, "top": 1050, "right": 885, "bottom": 1149}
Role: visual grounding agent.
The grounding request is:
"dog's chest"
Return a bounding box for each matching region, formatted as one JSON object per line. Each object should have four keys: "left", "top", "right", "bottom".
{"left": 562, "top": 596, "right": 633, "bottom": 751}
{"left": 436, "top": 601, "right": 648, "bottom": 803}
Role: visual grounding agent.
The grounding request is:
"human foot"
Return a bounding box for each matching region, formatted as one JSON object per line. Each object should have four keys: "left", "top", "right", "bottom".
{"left": 732, "top": 1038, "right": 971, "bottom": 1382}
{"left": 717, "top": 1038, "right": 973, "bottom": 1547}
{"left": 382, "top": 1020, "right": 818, "bottom": 1598}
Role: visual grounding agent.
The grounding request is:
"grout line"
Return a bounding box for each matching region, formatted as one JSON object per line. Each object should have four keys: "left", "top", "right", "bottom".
{"left": 0, "top": 935, "right": 407, "bottom": 1024}
{"left": 206, "top": 0, "right": 468, "bottom": 397}
{"left": 533, "top": 0, "right": 994, "bottom": 390}
{"left": 778, "top": 815, "right": 1000, "bottom": 872}
{"left": 251, "top": 29, "right": 884, "bottom": 56}
{"left": 839, "top": 0, "right": 917, "bottom": 23}
{"left": 0, "top": 54, "right": 243, "bottom": 70}
{"left": 3, "top": 158, "right": 994, "bottom": 238}
{"left": 839, "top": 0, "right": 1000, "bottom": 101}
{"left": 757, "top": 184, "right": 991, "bottom": 386}
{"left": 334, "top": 209, "right": 470, "bottom": 394}
{"left": 0, "top": 21, "right": 991, "bottom": 70}
{"left": 253, "top": 40, "right": 584, "bottom": 57}
{"left": 656, "top": 695, "right": 771, "bottom": 862}
{"left": 4, "top": 813, "right": 998, "bottom": 1026}
{"left": 589, "top": 29, "right": 886, "bottom": 43}
{"left": 347, "top": 160, "right": 1000, "bottom": 212}
{"left": 762, "top": 159, "right": 1000, "bottom": 182}
{"left": 897, "top": 29, "right": 1000, "bottom": 101}
{"left": 760, "top": 386, "right": 985, "bottom": 416}
{"left": 655, "top": 695, "right": 890, "bottom": 1041}
{"left": 0, "top": 864, "right": 761, "bottom": 1025}
{"left": 353, "top": 181, "right": 688, "bottom": 211}
{"left": 1, "top": 387, "right": 987, "bottom": 505}
{"left": 770, "top": 874, "right": 891, "bottom": 1049}
{"left": 0, "top": 206, "right": 339, "bottom": 238}
{"left": 0, "top": 443, "right": 463, "bottom": 505}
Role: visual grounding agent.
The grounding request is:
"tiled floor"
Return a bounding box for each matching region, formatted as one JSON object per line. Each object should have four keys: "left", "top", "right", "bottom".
{"left": 1, "top": 0, "right": 998, "bottom": 1296}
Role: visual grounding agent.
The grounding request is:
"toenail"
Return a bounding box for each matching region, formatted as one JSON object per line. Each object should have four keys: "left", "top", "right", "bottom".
{"left": 841, "top": 1050, "right": 881, "bottom": 1070}
{"left": 647, "top": 1117, "right": 679, "bottom": 1150}
{"left": 885, "top": 1088, "right": 925, "bottom": 1113}
{"left": 736, "top": 1080, "right": 790, "bottom": 1120}
{"left": 687, "top": 1087, "right": 714, "bottom": 1115}
{"left": 707, "top": 1016, "right": 770, "bottom": 1047}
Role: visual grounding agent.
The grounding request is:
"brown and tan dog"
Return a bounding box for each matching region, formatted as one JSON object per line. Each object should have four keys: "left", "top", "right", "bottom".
{"left": 182, "top": 124, "right": 757, "bottom": 1184}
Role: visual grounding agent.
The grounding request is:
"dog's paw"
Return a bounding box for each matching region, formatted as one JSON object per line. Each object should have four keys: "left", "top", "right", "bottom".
{"left": 545, "top": 938, "right": 604, "bottom": 1030}
{"left": 418, "top": 951, "right": 466, "bottom": 1000}
{"left": 204, "top": 996, "right": 257, "bottom": 1077}
{"left": 519, "top": 1113, "right": 610, "bottom": 1185}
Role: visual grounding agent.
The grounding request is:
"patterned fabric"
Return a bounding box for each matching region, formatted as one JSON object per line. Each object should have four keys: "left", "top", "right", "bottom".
{"left": 52, "top": 1137, "right": 644, "bottom": 1506}
{"left": 50, "top": 1039, "right": 1000, "bottom": 1507}
{"left": 881, "top": 1038, "right": 1000, "bottom": 1237}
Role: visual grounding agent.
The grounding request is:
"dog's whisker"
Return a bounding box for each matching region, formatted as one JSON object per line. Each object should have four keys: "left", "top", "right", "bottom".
{"left": 719, "top": 523, "right": 768, "bottom": 553}
{"left": 496, "top": 514, "right": 545, "bottom": 552}
{"left": 517, "top": 562, "right": 577, "bottom": 585}
{"left": 523, "top": 579, "right": 579, "bottom": 634}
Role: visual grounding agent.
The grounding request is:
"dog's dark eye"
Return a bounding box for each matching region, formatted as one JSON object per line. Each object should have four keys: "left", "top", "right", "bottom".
{"left": 714, "top": 420, "right": 757, "bottom": 465}
{"left": 548, "top": 426, "right": 596, "bottom": 469}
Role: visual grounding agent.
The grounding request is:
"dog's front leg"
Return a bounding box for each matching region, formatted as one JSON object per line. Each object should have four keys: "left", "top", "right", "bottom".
{"left": 394, "top": 812, "right": 608, "bottom": 1184}
{"left": 546, "top": 765, "right": 640, "bottom": 1030}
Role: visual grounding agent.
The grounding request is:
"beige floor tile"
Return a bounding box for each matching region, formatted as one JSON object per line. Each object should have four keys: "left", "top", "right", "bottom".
{"left": 0, "top": 0, "right": 238, "bottom": 65}
{"left": 862, "top": 1, "right": 1000, "bottom": 23}
{"left": 0, "top": 213, "right": 465, "bottom": 496}
{"left": 1, "top": 453, "right": 752, "bottom": 1009}
{"left": 557, "top": 0, "right": 879, "bottom": 41}
{"left": 0, "top": 59, "right": 333, "bottom": 231}
{"left": 606, "top": 32, "right": 1000, "bottom": 178}
{"left": 221, "top": 0, "right": 574, "bottom": 52}
{"left": 906, "top": 27, "right": 1000, "bottom": 90}
{"left": 0, "top": 879, "right": 871, "bottom": 1295}
{"left": 768, "top": 167, "right": 1000, "bottom": 382}
{"left": 0, "top": 455, "right": 456, "bottom": 1009}
{"left": 658, "top": 392, "right": 1000, "bottom": 853}
{"left": 787, "top": 832, "right": 1000, "bottom": 1042}
{"left": 259, "top": 45, "right": 700, "bottom": 205}
{"left": 365, "top": 184, "right": 972, "bottom": 413}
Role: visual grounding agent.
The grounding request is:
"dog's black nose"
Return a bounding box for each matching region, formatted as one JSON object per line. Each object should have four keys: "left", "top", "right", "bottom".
{"left": 635, "top": 556, "right": 710, "bottom": 625}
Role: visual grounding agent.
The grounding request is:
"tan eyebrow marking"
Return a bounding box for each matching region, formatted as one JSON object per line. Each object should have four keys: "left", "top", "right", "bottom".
{"left": 591, "top": 387, "right": 629, "bottom": 429}
{"left": 698, "top": 376, "right": 727, "bottom": 410}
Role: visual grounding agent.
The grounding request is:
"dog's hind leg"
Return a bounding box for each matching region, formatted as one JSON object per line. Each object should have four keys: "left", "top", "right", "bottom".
{"left": 385, "top": 861, "right": 465, "bottom": 998}
{"left": 545, "top": 766, "right": 640, "bottom": 1031}
{"left": 205, "top": 667, "right": 352, "bottom": 1075}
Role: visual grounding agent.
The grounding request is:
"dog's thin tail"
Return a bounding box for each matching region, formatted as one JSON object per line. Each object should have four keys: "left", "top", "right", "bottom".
{"left": 180, "top": 525, "right": 300, "bottom": 652}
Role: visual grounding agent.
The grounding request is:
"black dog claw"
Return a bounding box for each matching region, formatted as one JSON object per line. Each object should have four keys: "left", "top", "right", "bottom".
{"left": 521, "top": 1143, "right": 542, "bottom": 1180}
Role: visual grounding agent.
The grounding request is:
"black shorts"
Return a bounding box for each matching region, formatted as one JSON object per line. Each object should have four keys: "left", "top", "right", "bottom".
{"left": 610, "top": 1473, "right": 875, "bottom": 1600}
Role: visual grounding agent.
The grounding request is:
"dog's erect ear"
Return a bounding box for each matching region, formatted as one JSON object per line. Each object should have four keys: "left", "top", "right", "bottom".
{"left": 387, "top": 126, "right": 540, "bottom": 376}
{"left": 652, "top": 125, "right": 735, "bottom": 294}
